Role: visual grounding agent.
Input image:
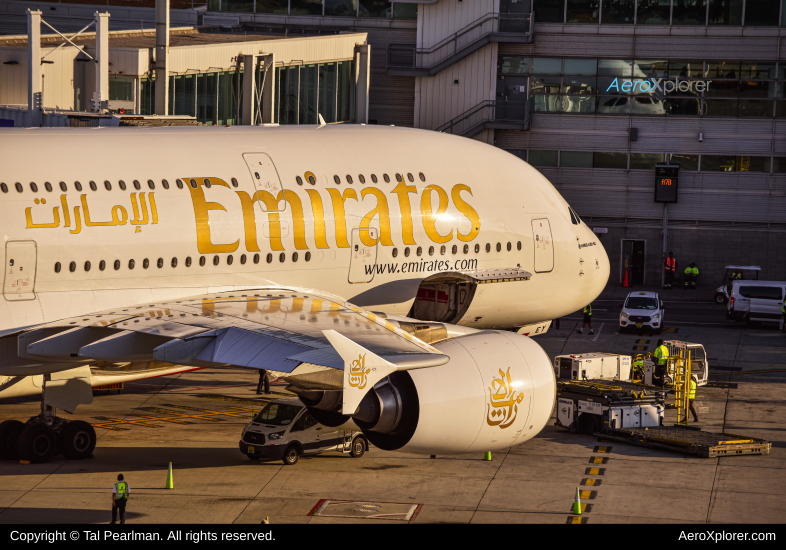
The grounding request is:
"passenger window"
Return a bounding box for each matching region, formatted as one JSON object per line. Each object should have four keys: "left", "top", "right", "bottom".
{"left": 189, "top": 179, "right": 197, "bottom": 189}
{"left": 292, "top": 252, "right": 298, "bottom": 262}
{"left": 133, "top": 180, "right": 141, "bottom": 190}
{"left": 359, "top": 175, "right": 365, "bottom": 184}
{"left": 416, "top": 247, "right": 422, "bottom": 256}
{"left": 69, "top": 261, "right": 76, "bottom": 272}
{"left": 475, "top": 244, "right": 480, "bottom": 253}
{"left": 157, "top": 258, "right": 164, "bottom": 268}
{"left": 1, "top": 183, "right": 9, "bottom": 193}
{"left": 291, "top": 412, "right": 306, "bottom": 432}
{"left": 114, "top": 260, "right": 121, "bottom": 270}
{"left": 451, "top": 245, "right": 457, "bottom": 254}
{"left": 99, "top": 260, "right": 106, "bottom": 271}
{"left": 84, "top": 261, "right": 91, "bottom": 272}
{"left": 407, "top": 173, "right": 414, "bottom": 182}
{"left": 199, "top": 256, "right": 206, "bottom": 267}
{"left": 396, "top": 173, "right": 402, "bottom": 183}
{"left": 143, "top": 258, "right": 150, "bottom": 269}
{"left": 267, "top": 253, "right": 273, "bottom": 263}
{"left": 128, "top": 259, "right": 135, "bottom": 269}
{"left": 254, "top": 254, "right": 260, "bottom": 264}
{"left": 486, "top": 244, "right": 491, "bottom": 253}
{"left": 240, "top": 254, "right": 247, "bottom": 265}
{"left": 171, "top": 257, "right": 178, "bottom": 268}
{"left": 162, "top": 179, "right": 169, "bottom": 190}
{"left": 104, "top": 181, "right": 111, "bottom": 191}
{"left": 119, "top": 180, "right": 127, "bottom": 191}
{"left": 392, "top": 248, "right": 398, "bottom": 258}
{"left": 496, "top": 243, "right": 501, "bottom": 252}
{"left": 176, "top": 179, "right": 184, "bottom": 189}
{"left": 305, "top": 251, "right": 311, "bottom": 262}
{"left": 75, "top": 181, "right": 83, "bottom": 192}
{"left": 185, "top": 256, "right": 192, "bottom": 267}
{"left": 429, "top": 246, "right": 434, "bottom": 256}
{"left": 383, "top": 174, "right": 390, "bottom": 183}
{"left": 213, "top": 255, "right": 219, "bottom": 266}
{"left": 346, "top": 175, "right": 353, "bottom": 184}
{"left": 148, "top": 180, "right": 156, "bottom": 190}
{"left": 227, "top": 255, "right": 233, "bottom": 266}
{"left": 231, "top": 178, "right": 239, "bottom": 188}
{"left": 15, "top": 183, "right": 23, "bottom": 193}
{"left": 54, "top": 262, "right": 61, "bottom": 273}
{"left": 463, "top": 244, "right": 469, "bottom": 254}
{"left": 279, "top": 252, "right": 285, "bottom": 263}
{"left": 440, "top": 245, "right": 446, "bottom": 255}
{"left": 89, "top": 181, "right": 97, "bottom": 191}
{"left": 296, "top": 176, "right": 303, "bottom": 186}
{"left": 59, "top": 182, "right": 67, "bottom": 192}
{"left": 517, "top": 241, "right": 522, "bottom": 250}
{"left": 419, "top": 173, "right": 426, "bottom": 182}
{"left": 371, "top": 174, "right": 378, "bottom": 184}
{"left": 404, "top": 247, "right": 410, "bottom": 257}
{"left": 45, "top": 182, "right": 52, "bottom": 192}
{"left": 333, "top": 175, "right": 341, "bottom": 185}
{"left": 30, "top": 182, "right": 38, "bottom": 192}
{"left": 507, "top": 242, "right": 512, "bottom": 251}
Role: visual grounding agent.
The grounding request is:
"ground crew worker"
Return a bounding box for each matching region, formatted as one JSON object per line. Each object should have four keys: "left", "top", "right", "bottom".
{"left": 664, "top": 252, "right": 677, "bottom": 289}
{"left": 256, "top": 369, "right": 270, "bottom": 395}
{"left": 689, "top": 376, "right": 699, "bottom": 422}
{"left": 111, "top": 474, "right": 129, "bottom": 525}
{"left": 684, "top": 262, "right": 699, "bottom": 288}
{"left": 732, "top": 270, "right": 742, "bottom": 280}
{"left": 631, "top": 357, "right": 645, "bottom": 381}
{"left": 577, "top": 304, "right": 593, "bottom": 335}
{"left": 653, "top": 339, "right": 669, "bottom": 386}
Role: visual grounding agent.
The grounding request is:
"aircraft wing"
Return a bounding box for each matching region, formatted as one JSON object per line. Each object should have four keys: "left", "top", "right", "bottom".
{"left": 7, "top": 287, "right": 449, "bottom": 411}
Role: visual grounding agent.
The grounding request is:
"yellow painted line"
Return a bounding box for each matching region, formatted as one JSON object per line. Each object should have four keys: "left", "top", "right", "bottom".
{"left": 585, "top": 467, "right": 606, "bottom": 475}
{"left": 567, "top": 516, "right": 587, "bottom": 524}
{"left": 569, "top": 503, "right": 593, "bottom": 513}
{"left": 589, "top": 456, "right": 608, "bottom": 464}
{"left": 593, "top": 446, "right": 612, "bottom": 453}
{"left": 579, "top": 490, "right": 598, "bottom": 500}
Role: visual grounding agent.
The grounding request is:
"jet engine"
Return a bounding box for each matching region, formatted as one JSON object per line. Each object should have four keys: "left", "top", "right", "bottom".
{"left": 350, "top": 331, "right": 555, "bottom": 455}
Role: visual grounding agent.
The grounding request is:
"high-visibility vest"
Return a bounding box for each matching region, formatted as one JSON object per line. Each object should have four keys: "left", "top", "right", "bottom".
{"left": 583, "top": 305, "right": 592, "bottom": 316}
{"left": 782, "top": 299, "right": 785, "bottom": 314}
{"left": 665, "top": 257, "right": 676, "bottom": 272}
{"left": 684, "top": 267, "right": 698, "bottom": 276}
{"left": 632, "top": 360, "right": 644, "bottom": 372}
{"left": 653, "top": 345, "right": 669, "bottom": 365}
{"left": 689, "top": 379, "right": 696, "bottom": 400}
{"left": 114, "top": 482, "right": 128, "bottom": 500}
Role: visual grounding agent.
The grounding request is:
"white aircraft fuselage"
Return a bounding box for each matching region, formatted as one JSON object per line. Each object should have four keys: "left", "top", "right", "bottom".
{"left": 0, "top": 125, "right": 608, "bottom": 339}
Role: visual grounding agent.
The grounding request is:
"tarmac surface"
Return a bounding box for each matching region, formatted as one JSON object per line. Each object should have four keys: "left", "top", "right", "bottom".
{"left": 1, "top": 284, "right": 784, "bottom": 524}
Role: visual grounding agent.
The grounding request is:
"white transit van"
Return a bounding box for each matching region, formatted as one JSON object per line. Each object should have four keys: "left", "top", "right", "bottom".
{"left": 726, "top": 280, "right": 786, "bottom": 326}
{"left": 239, "top": 397, "right": 367, "bottom": 465}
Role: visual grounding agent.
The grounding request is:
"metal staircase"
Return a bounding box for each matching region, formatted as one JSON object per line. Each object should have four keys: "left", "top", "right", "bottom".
{"left": 435, "top": 100, "right": 530, "bottom": 138}
{"left": 387, "top": 12, "right": 533, "bottom": 77}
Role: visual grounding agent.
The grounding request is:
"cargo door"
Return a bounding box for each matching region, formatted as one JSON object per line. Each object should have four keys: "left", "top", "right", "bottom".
{"left": 4, "top": 241, "right": 37, "bottom": 301}
{"left": 348, "top": 227, "right": 378, "bottom": 284}
{"left": 242, "top": 153, "right": 285, "bottom": 212}
{"left": 531, "top": 218, "right": 553, "bottom": 273}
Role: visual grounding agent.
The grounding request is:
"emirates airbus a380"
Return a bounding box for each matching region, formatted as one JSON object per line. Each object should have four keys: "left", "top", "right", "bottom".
{"left": 0, "top": 124, "right": 608, "bottom": 463}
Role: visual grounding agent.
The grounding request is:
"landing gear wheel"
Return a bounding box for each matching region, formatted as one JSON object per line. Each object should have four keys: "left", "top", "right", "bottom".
{"left": 0, "top": 420, "right": 25, "bottom": 460}
{"left": 350, "top": 437, "right": 366, "bottom": 458}
{"left": 58, "top": 421, "right": 96, "bottom": 460}
{"left": 282, "top": 445, "right": 299, "bottom": 466}
{"left": 18, "top": 423, "right": 56, "bottom": 463}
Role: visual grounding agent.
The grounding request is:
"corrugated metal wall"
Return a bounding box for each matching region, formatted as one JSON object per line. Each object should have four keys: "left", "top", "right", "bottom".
{"left": 365, "top": 28, "right": 416, "bottom": 126}
{"left": 0, "top": 45, "right": 85, "bottom": 110}
{"left": 418, "top": 0, "right": 497, "bottom": 49}
{"left": 415, "top": 42, "right": 497, "bottom": 130}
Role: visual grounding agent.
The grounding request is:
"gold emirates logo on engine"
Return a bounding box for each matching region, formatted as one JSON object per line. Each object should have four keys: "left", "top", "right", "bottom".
{"left": 348, "top": 354, "right": 371, "bottom": 390}
{"left": 486, "top": 368, "right": 524, "bottom": 429}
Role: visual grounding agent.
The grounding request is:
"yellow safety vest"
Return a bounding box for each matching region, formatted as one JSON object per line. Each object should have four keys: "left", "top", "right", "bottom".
{"left": 114, "top": 482, "right": 128, "bottom": 500}
{"left": 583, "top": 305, "right": 592, "bottom": 316}
{"left": 684, "top": 267, "right": 698, "bottom": 275}
{"left": 653, "top": 345, "right": 668, "bottom": 365}
{"left": 782, "top": 299, "right": 785, "bottom": 314}
{"left": 689, "top": 379, "right": 696, "bottom": 400}
{"left": 632, "top": 360, "right": 644, "bottom": 371}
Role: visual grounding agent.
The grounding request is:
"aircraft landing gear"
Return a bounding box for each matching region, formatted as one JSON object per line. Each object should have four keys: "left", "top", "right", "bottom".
{"left": 0, "top": 420, "right": 25, "bottom": 460}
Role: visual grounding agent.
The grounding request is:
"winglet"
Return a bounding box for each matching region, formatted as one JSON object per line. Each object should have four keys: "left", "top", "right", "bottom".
{"left": 317, "top": 114, "right": 326, "bottom": 128}
{"left": 322, "top": 329, "right": 397, "bottom": 415}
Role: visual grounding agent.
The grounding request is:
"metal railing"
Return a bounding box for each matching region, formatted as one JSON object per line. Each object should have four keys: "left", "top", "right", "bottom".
{"left": 387, "top": 12, "right": 532, "bottom": 74}
{"left": 435, "top": 100, "right": 530, "bottom": 137}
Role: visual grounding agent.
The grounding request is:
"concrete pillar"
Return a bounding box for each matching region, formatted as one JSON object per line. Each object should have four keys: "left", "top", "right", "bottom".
{"left": 155, "top": 0, "right": 169, "bottom": 116}
{"left": 261, "top": 54, "right": 275, "bottom": 124}
{"left": 242, "top": 54, "right": 256, "bottom": 125}
{"left": 27, "top": 9, "right": 42, "bottom": 126}
{"left": 354, "top": 44, "right": 370, "bottom": 124}
{"left": 94, "top": 12, "right": 109, "bottom": 113}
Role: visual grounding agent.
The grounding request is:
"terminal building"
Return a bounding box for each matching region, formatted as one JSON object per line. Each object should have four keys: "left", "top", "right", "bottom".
{"left": 1, "top": 0, "right": 784, "bottom": 284}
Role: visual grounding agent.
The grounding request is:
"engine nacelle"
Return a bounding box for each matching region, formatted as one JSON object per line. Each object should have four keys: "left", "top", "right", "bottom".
{"left": 354, "top": 331, "right": 555, "bottom": 455}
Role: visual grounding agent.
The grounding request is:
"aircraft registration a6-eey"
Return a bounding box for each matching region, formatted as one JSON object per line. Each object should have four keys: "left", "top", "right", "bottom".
{"left": 0, "top": 124, "right": 608, "bottom": 463}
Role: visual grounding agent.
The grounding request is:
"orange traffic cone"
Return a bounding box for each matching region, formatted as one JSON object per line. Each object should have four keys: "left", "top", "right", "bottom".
{"left": 623, "top": 267, "right": 630, "bottom": 287}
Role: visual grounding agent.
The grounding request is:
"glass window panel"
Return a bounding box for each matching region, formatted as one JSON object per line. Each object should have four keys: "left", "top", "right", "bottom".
{"left": 597, "top": 95, "right": 630, "bottom": 113}
{"left": 598, "top": 77, "right": 627, "bottom": 93}
{"left": 773, "top": 157, "right": 786, "bottom": 172}
{"left": 567, "top": 0, "right": 599, "bottom": 22}
{"left": 277, "top": 66, "right": 299, "bottom": 125}
{"left": 632, "top": 94, "right": 668, "bottom": 114}
{"left": 532, "top": 58, "right": 562, "bottom": 75}
{"left": 562, "top": 95, "right": 597, "bottom": 112}
{"left": 325, "top": 0, "right": 357, "bottom": 16}
{"left": 739, "top": 80, "right": 774, "bottom": 98}
{"left": 564, "top": 59, "right": 597, "bottom": 76}
{"left": 738, "top": 99, "right": 774, "bottom": 116}
{"left": 197, "top": 72, "right": 217, "bottom": 125}
{"left": 736, "top": 156, "right": 771, "bottom": 171}
{"left": 601, "top": 0, "right": 635, "bottom": 22}
{"left": 671, "top": 153, "right": 699, "bottom": 170}
{"left": 393, "top": 2, "right": 418, "bottom": 18}
{"left": 218, "top": 71, "right": 239, "bottom": 126}
{"left": 507, "top": 150, "right": 527, "bottom": 161}
{"left": 705, "top": 61, "right": 739, "bottom": 78}
{"left": 319, "top": 62, "right": 338, "bottom": 123}
{"left": 256, "top": 0, "right": 289, "bottom": 13}
{"left": 744, "top": 0, "right": 780, "bottom": 25}
{"left": 174, "top": 74, "right": 196, "bottom": 117}
{"left": 221, "top": 0, "right": 255, "bottom": 11}
{"left": 700, "top": 154, "right": 737, "bottom": 171}
{"left": 672, "top": 0, "right": 706, "bottom": 23}
{"left": 337, "top": 60, "right": 354, "bottom": 122}
{"left": 531, "top": 95, "right": 562, "bottom": 111}
{"left": 666, "top": 97, "right": 701, "bottom": 114}
{"left": 634, "top": 60, "right": 669, "bottom": 78}
{"left": 563, "top": 76, "right": 597, "bottom": 94}
{"left": 598, "top": 59, "right": 633, "bottom": 77}
{"left": 530, "top": 76, "right": 561, "bottom": 94}
{"left": 630, "top": 153, "right": 667, "bottom": 169}
{"left": 168, "top": 75, "right": 175, "bottom": 115}
{"left": 299, "top": 65, "right": 318, "bottom": 124}
{"left": 208, "top": 0, "right": 220, "bottom": 10}
{"left": 703, "top": 79, "right": 739, "bottom": 97}
{"left": 777, "top": 100, "right": 786, "bottom": 117}
{"left": 533, "top": 0, "right": 566, "bottom": 22}
{"left": 140, "top": 78, "right": 154, "bottom": 115}
{"left": 560, "top": 151, "right": 594, "bottom": 167}
{"left": 702, "top": 98, "right": 737, "bottom": 114}
{"left": 669, "top": 61, "right": 704, "bottom": 78}
{"left": 637, "top": 0, "right": 671, "bottom": 24}
{"left": 291, "top": 0, "right": 324, "bottom": 14}
{"left": 360, "top": 0, "right": 390, "bottom": 17}
{"left": 740, "top": 62, "right": 776, "bottom": 79}
{"left": 109, "top": 77, "right": 134, "bottom": 101}
{"left": 594, "top": 152, "right": 628, "bottom": 168}
{"left": 708, "top": 0, "right": 742, "bottom": 23}
{"left": 498, "top": 57, "right": 531, "bottom": 74}
{"left": 529, "top": 150, "right": 559, "bottom": 166}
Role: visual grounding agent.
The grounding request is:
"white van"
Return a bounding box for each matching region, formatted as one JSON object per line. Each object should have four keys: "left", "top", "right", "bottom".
{"left": 727, "top": 280, "right": 786, "bottom": 325}
{"left": 239, "top": 397, "right": 367, "bottom": 465}
{"left": 619, "top": 291, "right": 665, "bottom": 334}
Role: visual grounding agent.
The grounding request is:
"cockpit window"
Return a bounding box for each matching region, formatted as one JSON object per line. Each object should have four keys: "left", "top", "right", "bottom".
{"left": 625, "top": 297, "right": 659, "bottom": 310}
{"left": 568, "top": 207, "right": 581, "bottom": 225}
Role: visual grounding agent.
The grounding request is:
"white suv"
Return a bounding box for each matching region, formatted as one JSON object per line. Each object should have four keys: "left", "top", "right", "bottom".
{"left": 619, "top": 291, "right": 664, "bottom": 334}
